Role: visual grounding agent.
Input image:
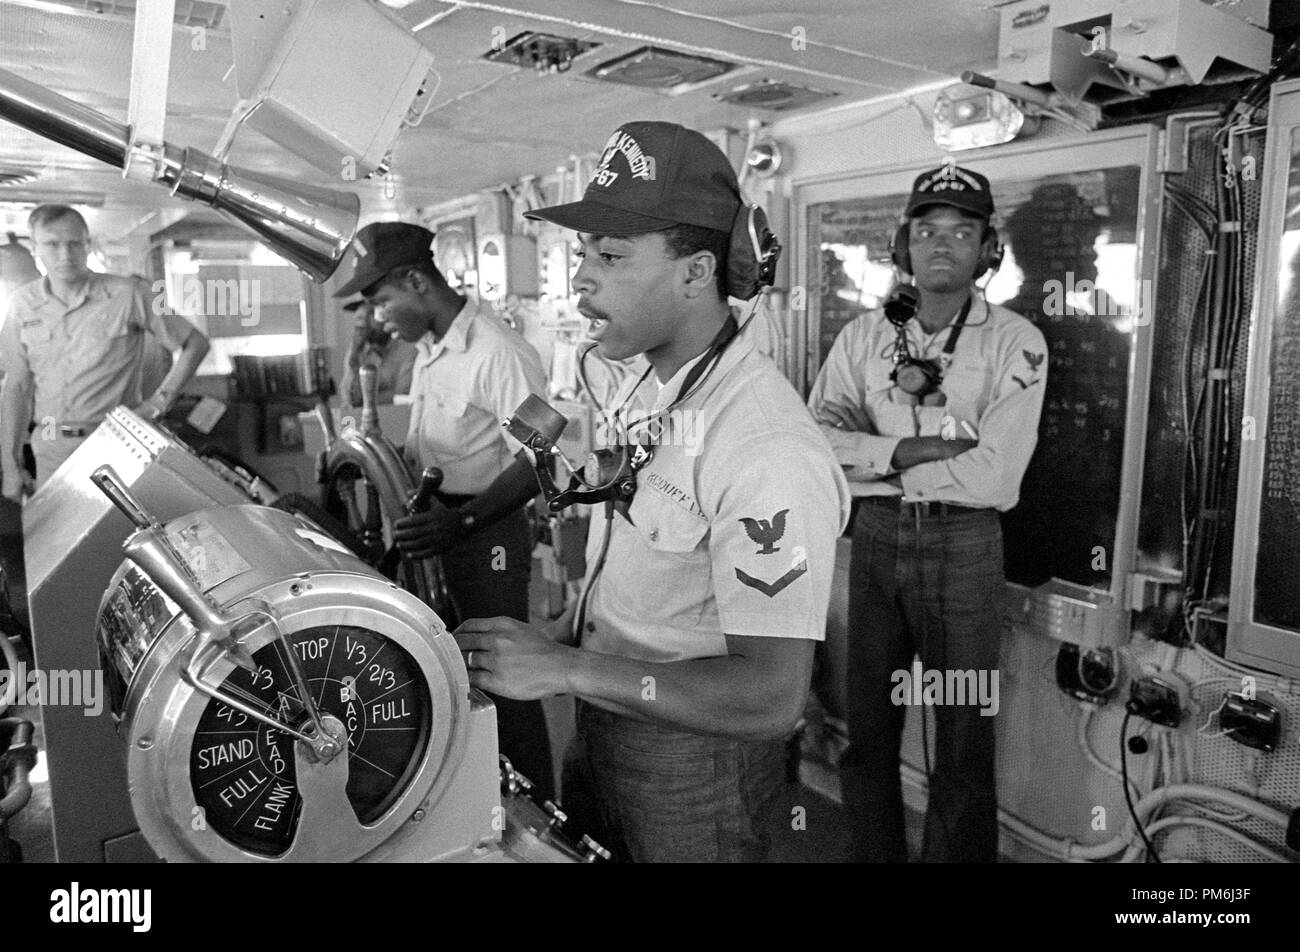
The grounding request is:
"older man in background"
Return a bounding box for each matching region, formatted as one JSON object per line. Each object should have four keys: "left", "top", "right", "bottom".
{"left": 0, "top": 205, "right": 209, "bottom": 497}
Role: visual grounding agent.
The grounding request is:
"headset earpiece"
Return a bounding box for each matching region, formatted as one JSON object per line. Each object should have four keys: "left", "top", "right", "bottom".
{"left": 727, "top": 203, "right": 782, "bottom": 300}
{"left": 890, "top": 219, "right": 912, "bottom": 274}
{"left": 980, "top": 224, "right": 1004, "bottom": 279}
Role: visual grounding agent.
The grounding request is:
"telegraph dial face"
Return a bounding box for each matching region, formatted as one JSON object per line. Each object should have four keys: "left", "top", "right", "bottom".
{"left": 189, "top": 624, "right": 431, "bottom": 857}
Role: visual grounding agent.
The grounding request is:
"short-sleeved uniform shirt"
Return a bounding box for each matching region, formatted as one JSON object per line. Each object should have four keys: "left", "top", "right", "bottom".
{"left": 807, "top": 296, "right": 1047, "bottom": 511}
{"left": 342, "top": 339, "right": 417, "bottom": 407}
{"left": 0, "top": 273, "right": 195, "bottom": 426}
{"left": 581, "top": 335, "right": 851, "bottom": 663}
{"left": 405, "top": 297, "right": 547, "bottom": 495}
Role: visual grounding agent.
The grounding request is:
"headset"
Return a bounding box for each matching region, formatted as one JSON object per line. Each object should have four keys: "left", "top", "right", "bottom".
{"left": 727, "top": 202, "right": 782, "bottom": 301}
{"left": 889, "top": 216, "right": 1004, "bottom": 280}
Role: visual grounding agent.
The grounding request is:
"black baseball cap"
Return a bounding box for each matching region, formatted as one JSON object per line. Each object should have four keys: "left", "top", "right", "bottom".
{"left": 526, "top": 121, "right": 741, "bottom": 235}
{"left": 333, "top": 222, "right": 436, "bottom": 298}
{"left": 905, "top": 163, "right": 994, "bottom": 220}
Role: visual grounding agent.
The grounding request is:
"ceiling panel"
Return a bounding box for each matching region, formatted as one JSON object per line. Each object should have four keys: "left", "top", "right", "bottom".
{"left": 0, "top": 0, "right": 1005, "bottom": 246}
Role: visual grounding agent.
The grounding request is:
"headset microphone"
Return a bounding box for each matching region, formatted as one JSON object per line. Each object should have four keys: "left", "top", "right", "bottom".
{"left": 504, "top": 394, "right": 568, "bottom": 450}
{"left": 884, "top": 284, "right": 919, "bottom": 326}
{"left": 504, "top": 394, "right": 649, "bottom": 512}
{"left": 884, "top": 283, "right": 971, "bottom": 399}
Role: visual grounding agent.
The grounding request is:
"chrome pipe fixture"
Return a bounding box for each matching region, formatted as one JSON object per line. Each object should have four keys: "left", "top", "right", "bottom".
{"left": 0, "top": 66, "right": 358, "bottom": 281}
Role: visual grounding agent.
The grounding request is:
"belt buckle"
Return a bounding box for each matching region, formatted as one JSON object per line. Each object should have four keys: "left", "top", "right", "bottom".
{"left": 906, "top": 499, "right": 938, "bottom": 518}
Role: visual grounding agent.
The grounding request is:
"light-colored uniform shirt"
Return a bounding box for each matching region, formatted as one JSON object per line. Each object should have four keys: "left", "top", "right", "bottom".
{"left": 341, "top": 339, "right": 417, "bottom": 408}
{"left": 582, "top": 335, "right": 851, "bottom": 663}
{"left": 0, "top": 272, "right": 196, "bottom": 428}
{"left": 808, "top": 295, "right": 1047, "bottom": 512}
{"left": 406, "top": 297, "right": 547, "bottom": 495}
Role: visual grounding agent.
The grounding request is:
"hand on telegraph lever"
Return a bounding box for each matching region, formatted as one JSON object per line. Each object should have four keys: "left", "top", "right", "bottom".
{"left": 392, "top": 499, "right": 469, "bottom": 559}
{"left": 454, "top": 616, "right": 575, "bottom": 701}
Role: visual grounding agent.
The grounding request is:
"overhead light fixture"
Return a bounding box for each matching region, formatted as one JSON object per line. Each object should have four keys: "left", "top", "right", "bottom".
{"left": 932, "top": 82, "right": 1038, "bottom": 151}
{"left": 745, "top": 139, "right": 783, "bottom": 177}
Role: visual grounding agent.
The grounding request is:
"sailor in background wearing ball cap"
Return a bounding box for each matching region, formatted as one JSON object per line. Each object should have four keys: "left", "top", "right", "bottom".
{"left": 809, "top": 163, "right": 1047, "bottom": 862}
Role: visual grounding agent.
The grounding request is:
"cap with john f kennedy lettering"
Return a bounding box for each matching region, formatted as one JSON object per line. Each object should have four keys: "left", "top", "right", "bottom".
{"left": 526, "top": 120, "right": 742, "bottom": 236}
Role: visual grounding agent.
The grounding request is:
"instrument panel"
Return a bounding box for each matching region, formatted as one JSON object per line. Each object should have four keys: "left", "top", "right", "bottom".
{"left": 189, "top": 625, "right": 431, "bottom": 857}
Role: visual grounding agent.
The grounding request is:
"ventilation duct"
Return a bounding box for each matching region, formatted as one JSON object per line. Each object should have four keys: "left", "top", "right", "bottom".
{"left": 587, "top": 46, "right": 735, "bottom": 90}
{"left": 713, "top": 79, "right": 838, "bottom": 112}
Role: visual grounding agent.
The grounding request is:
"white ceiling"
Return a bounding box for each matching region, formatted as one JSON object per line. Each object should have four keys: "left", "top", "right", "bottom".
{"left": 0, "top": 0, "right": 1011, "bottom": 249}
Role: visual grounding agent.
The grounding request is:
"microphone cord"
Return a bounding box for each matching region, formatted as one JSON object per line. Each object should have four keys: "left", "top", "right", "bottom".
{"left": 566, "top": 295, "right": 763, "bottom": 647}
{"left": 572, "top": 501, "right": 614, "bottom": 647}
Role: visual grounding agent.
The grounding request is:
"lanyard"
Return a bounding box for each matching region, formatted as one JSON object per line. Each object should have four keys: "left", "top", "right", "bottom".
{"left": 932, "top": 295, "right": 973, "bottom": 361}
{"left": 891, "top": 295, "right": 972, "bottom": 371}
{"left": 622, "top": 312, "right": 739, "bottom": 436}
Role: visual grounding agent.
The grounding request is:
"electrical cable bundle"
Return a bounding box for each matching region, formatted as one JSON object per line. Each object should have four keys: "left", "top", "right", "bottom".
{"left": 1171, "top": 110, "right": 1258, "bottom": 645}
{"left": 1167, "top": 33, "right": 1300, "bottom": 644}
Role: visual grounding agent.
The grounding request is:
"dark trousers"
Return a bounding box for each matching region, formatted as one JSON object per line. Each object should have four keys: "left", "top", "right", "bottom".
{"left": 439, "top": 506, "right": 554, "bottom": 802}
{"left": 840, "top": 500, "right": 1004, "bottom": 862}
{"left": 559, "top": 701, "right": 787, "bottom": 863}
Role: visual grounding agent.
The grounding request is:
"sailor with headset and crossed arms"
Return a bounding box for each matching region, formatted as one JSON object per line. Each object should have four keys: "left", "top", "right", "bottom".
{"left": 808, "top": 163, "right": 1048, "bottom": 863}
{"left": 455, "top": 121, "right": 850, "bottom": 863}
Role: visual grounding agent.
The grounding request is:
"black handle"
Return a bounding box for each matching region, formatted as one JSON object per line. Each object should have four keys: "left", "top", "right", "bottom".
{"left": 0, "top": 717, "right": 36, "bottom": 820}
{"left": 408, "top": 467, "right": 444, "bottom": 515}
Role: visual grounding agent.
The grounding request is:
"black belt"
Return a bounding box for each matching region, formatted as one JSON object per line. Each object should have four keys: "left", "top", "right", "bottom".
{"left": 861, "top": 495, "right": 988, "bottom": 517}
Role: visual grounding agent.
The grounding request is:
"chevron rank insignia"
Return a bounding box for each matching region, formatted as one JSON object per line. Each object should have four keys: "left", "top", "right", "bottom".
{"left": 735, "top": 563, "right": 807, "bottom": 598}
{"left": 735, "top": 538, "right": 808, "bottom": 598}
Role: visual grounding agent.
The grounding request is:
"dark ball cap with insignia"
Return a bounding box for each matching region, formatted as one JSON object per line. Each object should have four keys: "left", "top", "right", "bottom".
{"left": 525, "top": 120, "right": 742, "bottom": 235}
{"left": 333, "top": 222, "right": 437, "bottom": 298}
{"left": 904, "top": 163, "right": 994, "bottom": 221}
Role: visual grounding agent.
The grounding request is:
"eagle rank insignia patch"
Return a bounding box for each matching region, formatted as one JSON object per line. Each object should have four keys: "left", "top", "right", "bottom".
{"left": 735, "top": 509, "right": 807, "bottom": 597}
